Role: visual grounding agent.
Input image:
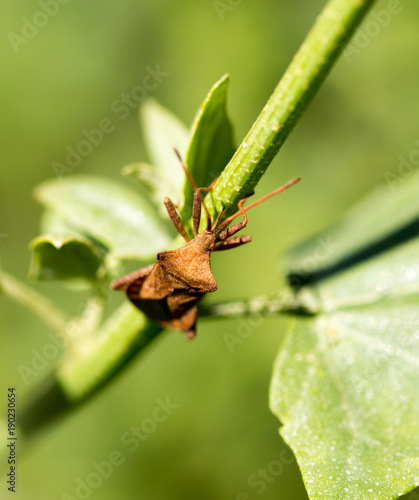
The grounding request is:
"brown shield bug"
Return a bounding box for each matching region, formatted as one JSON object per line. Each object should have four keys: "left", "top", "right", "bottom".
{"left": 111, "top": 151, "right": 300, "bottom": 339}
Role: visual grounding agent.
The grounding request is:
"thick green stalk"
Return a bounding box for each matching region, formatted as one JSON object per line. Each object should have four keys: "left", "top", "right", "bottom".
{"left": 18, "top": 304, "right": 162, "bottom": 437}
{"left": 207, "top": 0, "right": 375, "bottom": 213}
{"left": 57, "top": 303, "right": 162, "bottom": 403}
{"left": 0, "top": 271, "right": 69, "bottom": 337}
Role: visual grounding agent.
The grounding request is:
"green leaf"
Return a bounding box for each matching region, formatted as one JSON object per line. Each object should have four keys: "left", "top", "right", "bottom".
{"left": 137, "top": 98, "right": 190, "bottom": 207}
{"left": 271, "top": 302, "right": 419, "bottom": 500}
{"left": 312, "top": 236, "right": 419, "bottom": 312}
{"left": 122, "top": 161, "right": 166, "bottom": 194}
{"left": 284, "top": 170, "right": 419, "bottom": 281}
{"left": 128, "top": 77, "right": 235, "bottom": 225}
{"left": 271, "top": 173, "right": 419, "bottom": 499}
{"left": 122, "top": 162, "right": 176, "bottom": 219}
{"left": 39, "top": 209, "right": 78, "bottom": 235}
{"left": 29, "top": 233, "right": 105, "bottom": 282}
{"left": 182, "top": 74, "right": 235, "bottom": 221}
{"left": 34, "top": 175, "right": 173, "bottom": 261}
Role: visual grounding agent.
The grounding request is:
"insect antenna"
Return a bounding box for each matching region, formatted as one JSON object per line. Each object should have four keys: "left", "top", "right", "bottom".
{"left": 174, "top": 149, "right": 212, "bottom": 230}
{"left": 214, "top": 177, "right": 301, "bottom": 235}
{"left": 210, "top": 208, "right": 225, "bottom": 232}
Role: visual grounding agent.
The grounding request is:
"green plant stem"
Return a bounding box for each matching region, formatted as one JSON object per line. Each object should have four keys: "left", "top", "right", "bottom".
{"left": 18, "top": 303, "right": 162, "bottom": 437}
{"left": 66, "top": 291, "right": 106, "bottom": 345}
{"left": 0, "top": 271, "right": 69, "bottom": 336}
{"left": 207, "top": 0, "right": 376, "bottom": 214}
{"left": 58, "top": 303, "right": 162, "bottom": 402}
{"left": 200, "top": 296, "right": 292, "bottom": 319}
{"left": 199, "top": 287, "right": 320, "bottom": 319}
{"left": 17, "top": 0, "right": 376, "bottom": 438}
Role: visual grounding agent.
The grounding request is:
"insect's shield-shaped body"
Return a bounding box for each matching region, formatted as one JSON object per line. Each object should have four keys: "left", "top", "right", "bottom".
{"left": 158, "top": 230, "right": 218, "bottom": 292}
{"left": 111, "top": 154, "right": 300, "bottom": 339}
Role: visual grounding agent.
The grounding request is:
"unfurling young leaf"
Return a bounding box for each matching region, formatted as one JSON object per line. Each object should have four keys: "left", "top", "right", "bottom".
{"left": 29, "top": 234, "right": 105, "bottom": 282}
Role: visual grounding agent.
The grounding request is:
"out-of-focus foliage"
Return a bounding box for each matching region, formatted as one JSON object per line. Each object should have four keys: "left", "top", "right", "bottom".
{"left": 1, "top": 1, "right": 419, "bottom": 499}
{"left": 272, "top": 170, "right": 419, "bottom": 500}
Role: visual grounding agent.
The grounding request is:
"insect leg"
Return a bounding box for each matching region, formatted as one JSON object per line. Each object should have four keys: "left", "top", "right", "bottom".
{"left": 110, "top": 264, "right": 154, "bottom": 291}
{"left": 214, "top": 193, "right": 254, "bottom": 239}
{"left": 216, "top": 196, "right": 250, "bottom": 241}
{"left": 213, "top": 235, "right": 252, "bottom": 251}
{"left": 164, "top": 197, "right": 190, "bottom": 242}
{"left": 193, "top": 185, "right": 218, "bottom": 234}
{"left": 192, "top": 189, "right": 202, "bottom": 237}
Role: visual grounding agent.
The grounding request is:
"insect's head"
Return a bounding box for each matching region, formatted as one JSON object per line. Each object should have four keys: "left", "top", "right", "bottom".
{"left": 194, "top": 228, "right": 218, "bottom": 250}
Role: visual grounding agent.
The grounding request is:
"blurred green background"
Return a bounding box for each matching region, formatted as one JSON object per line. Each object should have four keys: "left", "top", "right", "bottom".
{"left": 1, "top": 0, "right": 419, "bottom": 499}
